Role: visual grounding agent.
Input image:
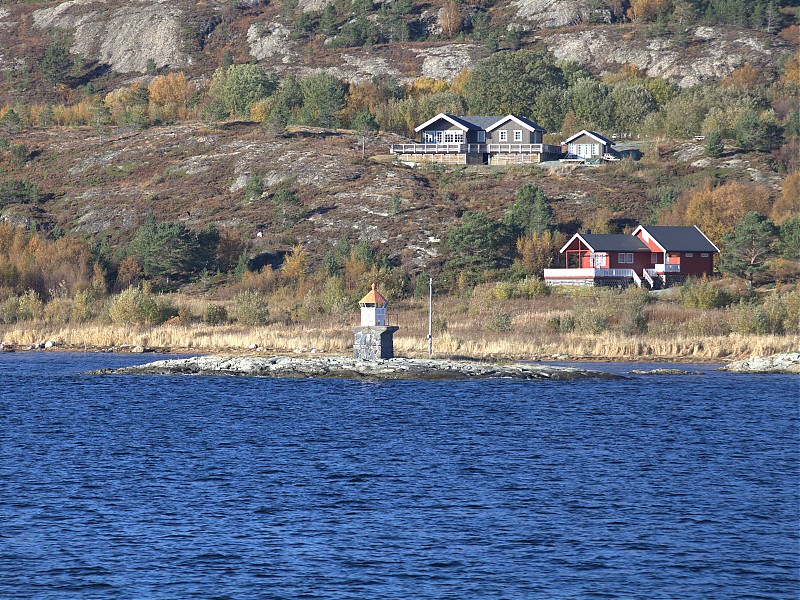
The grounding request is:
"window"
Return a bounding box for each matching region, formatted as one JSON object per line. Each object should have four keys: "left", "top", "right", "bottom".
{"left": 443, "top": 132, "right": 463, "bottom": 143}
{"left": 619, "top": 253, "right": 634, "bottom": 264}
{"left": 477, "top": 131, "right": 485, "bottom": 143}
{"left": 701, "top": 253, "right": 709, "bottom": 257}
{"left": 591, "top": 253, "right": 607, "bottom": 267}
{"left": 499, "top": 130, "right": 508, "bottom": 142}
{"left": 685, "top": 252, "right": 693, "bottom": 257}
{"left": 514, "top": 130, "right": 523, "bottom": 141}
{"left": 424, "top": 131, "right": 443, "bottom": 143}
{"left": 651, "top": 253, "right": 659, "bottom": 263}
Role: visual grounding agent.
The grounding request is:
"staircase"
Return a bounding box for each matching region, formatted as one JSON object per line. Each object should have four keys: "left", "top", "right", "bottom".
{"left": 642, "top": 269, "right": 662, "bottom": 290}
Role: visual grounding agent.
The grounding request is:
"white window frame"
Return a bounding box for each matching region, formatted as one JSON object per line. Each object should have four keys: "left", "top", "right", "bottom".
{"left": 499, "top": 130, "right": 508, "bottom": 142}
{"left": 701, "top": 253, "right": 709, "bottom": 257}
{"left": 618, "top": 253, "right": 634, "bottom": 264}
{"left": 651, "top": 253, "right": 659, "bottom": 263}
{"left": 477, "top": 131, "right": 485, "bottom": 143}
{"left": 513, "top": 130, "right": 523, "bottom": 141}
{"left": 685, "top": 252, "right": 693, "bottom": 257}
{"left": 424, "top": 130, "right": 443, "bottom": 144}
{"left": 443, "top": 131, "right": 463, "bottom": 144}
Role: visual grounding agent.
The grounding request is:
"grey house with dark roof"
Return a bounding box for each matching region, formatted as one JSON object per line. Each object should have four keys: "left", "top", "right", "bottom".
{"left": 391, "top": 113, "right": 561, "bottom": 165}
{"left": 545, "top": 226, "right": 720, "bottom": 288}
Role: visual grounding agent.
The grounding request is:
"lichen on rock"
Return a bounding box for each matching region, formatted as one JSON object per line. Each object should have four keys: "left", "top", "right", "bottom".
{"left": 32, "top": 0, "right": 188, "bottom": 73}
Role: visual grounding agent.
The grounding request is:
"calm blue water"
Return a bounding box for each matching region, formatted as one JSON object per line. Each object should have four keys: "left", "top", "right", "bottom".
{"left": 1, "top": 352, "right": 798, "bottom": 599}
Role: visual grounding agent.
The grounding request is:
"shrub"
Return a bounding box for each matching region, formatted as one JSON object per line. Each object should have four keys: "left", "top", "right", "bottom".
{"left": 0, "top": 296, "right": 18, "bottom": 324}
{"left": 514, "top": 277, "right": 549, "bottom": 299}
{"left": 17, "top": 290, "right": 44, "bottom": 321}
{"left": 108, "top": 286, "right": 176, "bottom": 325}
{"left": 485, "top": 306, "right": 512, "bottom": 332}
{"left": 680, "top": 278, "right": 734, "bottom": 309}
{"left": 71, "top": 290, "right": 96, "bottom": 323}
{"left": 204, "top": 303, "right": 229, "bottom": 325}
{"left": 492, "top": 281, "right": 514, "bottom": 300}
{"left": 43, "top": 297, "right": 72, "bottom": 324}
{"left": 618, "top": 288, "right": 650, "bottom": 335}
{"left": 234, "top": 290, "right": 270, "bottom": 326}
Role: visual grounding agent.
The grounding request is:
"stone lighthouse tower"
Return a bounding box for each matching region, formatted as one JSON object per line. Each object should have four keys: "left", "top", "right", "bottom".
{"left": 352, "top": 283, "right": 399, "bottom": 360}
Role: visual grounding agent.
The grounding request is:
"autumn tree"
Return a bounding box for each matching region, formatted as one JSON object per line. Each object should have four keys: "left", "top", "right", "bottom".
{"left": 660, "top": 180, "right": 773, "bottom": 246}
{"left": 771, "top": 172, "right": 800, "bottom": 225}
{"left": 148, "top": 72, "right": 196, "bottom": 120}
{"left": 440, "top": 1, "right": 462, "bottom": 38}
{"left": 514, "top": 230, "right": 563, "bottom": 277}
{"left": 626, "top": 0, "right": 668, "bottom": 21}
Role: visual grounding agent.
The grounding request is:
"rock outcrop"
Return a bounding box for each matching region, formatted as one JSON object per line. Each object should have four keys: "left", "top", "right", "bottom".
{"left": 94, "top": 355, "right": 622, "bottom": 381}
{"left": 720, "top": 353, "right": 800, "bottom": 374}
{"left": 32, "top": 0, "right": 188, "bottom": 73}
{"left": 247, "top": 22, "right": 295, "bottom": 62}
{"left": 546, "top": 26, "right": 776, "bottom": 88}
{"left": 513, "top": 0, "right": 609, "bottom": 30}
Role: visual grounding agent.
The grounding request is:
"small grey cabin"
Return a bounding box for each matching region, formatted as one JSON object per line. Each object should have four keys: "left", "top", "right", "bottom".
{"left": 391, "top": 113, "right": 561, "bottom": 165}
{"left": 562, "top": 130, "right": 615, "bottom": 161}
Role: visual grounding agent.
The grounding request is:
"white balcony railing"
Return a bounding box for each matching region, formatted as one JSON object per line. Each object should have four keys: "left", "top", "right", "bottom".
{"left": 544, "top": 268, "right": 638, "bottom": 279}
{"left": 655, "top": 263, "right": 680, "bottom": 273}
{"left": 390, "top": 143, "right": 562, "bottom": 155}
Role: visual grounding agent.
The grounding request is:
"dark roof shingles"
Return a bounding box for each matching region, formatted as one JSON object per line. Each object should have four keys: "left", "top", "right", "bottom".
{"left": 644, "top": 226, "right": 718, "bottom": 252}
{"left": 580, "top": 234, "right": 651, "bottom": 252}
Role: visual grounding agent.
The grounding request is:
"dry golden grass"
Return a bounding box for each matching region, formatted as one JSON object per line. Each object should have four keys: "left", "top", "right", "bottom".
{"left": 2, "top": 319, "right": 797, "bottom": 362}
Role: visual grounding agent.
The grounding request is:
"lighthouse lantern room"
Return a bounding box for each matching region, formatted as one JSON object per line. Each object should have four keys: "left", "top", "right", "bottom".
{"left": 359, "top": 283, "right": 388, "bottom": 326}
{"left": 352, "top": 283, "right": 399, "bottom": 360}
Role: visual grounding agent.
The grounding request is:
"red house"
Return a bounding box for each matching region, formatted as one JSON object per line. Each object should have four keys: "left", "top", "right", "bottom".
{"left": 544, "top": 226, "right": 719, "bottom": 288}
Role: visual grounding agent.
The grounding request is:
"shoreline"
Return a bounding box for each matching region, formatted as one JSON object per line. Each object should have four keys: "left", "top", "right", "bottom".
{"left": 87, "top": 355, "right": 626, "bottom": 381}
{"left": 0, "top": 342, "right": 732, "bottom": 365}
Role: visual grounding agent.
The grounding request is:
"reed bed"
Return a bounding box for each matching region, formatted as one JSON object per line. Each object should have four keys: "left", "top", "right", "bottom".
{"left": 3, "top": 321, "right": 798, "bottom": 362}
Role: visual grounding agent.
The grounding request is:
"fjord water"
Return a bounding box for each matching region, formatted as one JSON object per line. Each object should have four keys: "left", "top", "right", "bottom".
{"left": 1, "top": 352, "right": 797, "bottom": 599}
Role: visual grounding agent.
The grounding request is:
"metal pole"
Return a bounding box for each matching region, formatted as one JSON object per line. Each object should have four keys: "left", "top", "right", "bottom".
{"left": 428, "top": 277, "right": 433, "bottom": 358}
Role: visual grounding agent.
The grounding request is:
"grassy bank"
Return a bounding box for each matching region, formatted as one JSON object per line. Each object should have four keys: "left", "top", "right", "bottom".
{"left": 2, "top": 294, "right": 798, "bottom": 362}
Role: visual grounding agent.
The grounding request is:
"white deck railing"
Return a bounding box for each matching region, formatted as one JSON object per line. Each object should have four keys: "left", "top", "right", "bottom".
{"left": 655, "top": 263, "right": 680, "bottom": 273}
{"left": 390, "top": 143, "right": 561, "bottom": 155}
{"left": 544, "top": 268, "right": 638, "bottom": 279}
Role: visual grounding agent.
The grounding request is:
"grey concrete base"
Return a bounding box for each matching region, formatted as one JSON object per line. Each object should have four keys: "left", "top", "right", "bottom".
{"left": 352, "top": 326, "right": 400, "bottom": 360}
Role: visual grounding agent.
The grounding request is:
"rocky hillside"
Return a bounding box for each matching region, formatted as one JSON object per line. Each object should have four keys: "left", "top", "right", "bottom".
{"left": 0, "top": 120, "right": 785, "bottom": 271}
{"left": 0, "top": 0, "right": 794, "bottom": 103}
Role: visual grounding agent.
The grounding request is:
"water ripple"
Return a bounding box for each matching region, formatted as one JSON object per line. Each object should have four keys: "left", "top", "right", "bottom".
{"left": 0, "top": 352, "right": 798, "bottom": 599}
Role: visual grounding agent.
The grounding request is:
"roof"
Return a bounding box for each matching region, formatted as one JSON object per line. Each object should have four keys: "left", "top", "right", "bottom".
{"left": 414, "top": 113, "right": 471, "bottom": 132}
{"left": 484, "top": 114, "right": 546, "bottom": 133}
{"left": 562, "top": 130, "right": 615, "bottom": 146}
{"left": 560, "top": 233, "right": 651, "bottom": 254}
{"left": 359, "top": 283, "right": 387, "bottom": 306}
{"left": 414, "top": 113, "right": 546, "bottom": 133}
{"left": 634, "top": 226, "right": 720, "bottom": 253}
{"left": 457, "top": 115, "right": 503, "bottom": 130}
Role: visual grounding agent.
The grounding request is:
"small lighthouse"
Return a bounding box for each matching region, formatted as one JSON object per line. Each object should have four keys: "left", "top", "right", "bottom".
{"left": 352, "top": 283, "right": 399, "bottom": 360}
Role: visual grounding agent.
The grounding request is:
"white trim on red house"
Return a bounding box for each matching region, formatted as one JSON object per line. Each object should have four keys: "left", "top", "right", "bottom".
{"left": 559, "top": 233, "right": 596, "bottom": 254}
{"left": 414, "top": 113, "right": 470, "bottom": 133}
{"left": 632, "top": 225, "right": 667, "bottom": 253}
